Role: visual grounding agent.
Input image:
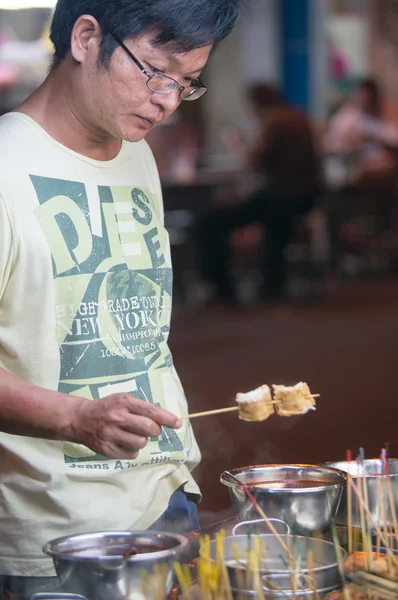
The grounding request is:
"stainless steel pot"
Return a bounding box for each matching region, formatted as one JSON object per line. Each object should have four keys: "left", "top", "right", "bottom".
{"left": 42, "top": 530, "right": 187, "bottom": 600}
{"left": 201, "top": 534, "right": 347, "bottom": 598}
{"left": 323, "top": 459, "right": 398, "bottom": 528}
{"left": 221, "top": 464, "right": 346, "bottom": 534}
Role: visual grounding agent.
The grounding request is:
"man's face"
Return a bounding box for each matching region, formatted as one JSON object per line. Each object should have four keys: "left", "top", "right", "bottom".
{"left": 76, "top": 29, "right": 211, "bottom": 143}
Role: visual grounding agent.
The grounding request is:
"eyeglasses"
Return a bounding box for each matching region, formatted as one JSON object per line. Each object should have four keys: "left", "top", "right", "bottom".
{"left": 111, "top": 33, "right": 208, "bottom": 102}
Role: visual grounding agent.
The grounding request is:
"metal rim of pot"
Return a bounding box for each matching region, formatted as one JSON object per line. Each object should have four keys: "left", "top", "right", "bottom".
{"left": 220, "top": 464, "right": 347, "bottom": 494}
{"left": 43, "top": 530, "right": 189, "bottom": 564}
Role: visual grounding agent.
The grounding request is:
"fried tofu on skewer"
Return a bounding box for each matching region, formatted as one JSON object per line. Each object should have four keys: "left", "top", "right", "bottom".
{"left": 272, "top": 382, "right": 316, "bottom": 417}
{"left": 236, "top": 385, "right": 275, "bottom": 422}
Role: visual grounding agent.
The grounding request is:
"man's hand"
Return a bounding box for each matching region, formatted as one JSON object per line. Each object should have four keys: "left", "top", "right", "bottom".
{"left": 69, "top": 394, "right": 182, "bottom": 459}
{"left": 0, "top": 368, "right": 182, "bottom": 457}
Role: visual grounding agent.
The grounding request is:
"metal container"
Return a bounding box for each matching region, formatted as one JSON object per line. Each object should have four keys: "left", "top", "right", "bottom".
{"left": 323, "top": 459, "right": 398, "bottom": 528}
{"left": 201, "top": 534, "right": 347, "bottom": 598}
{"left": 43, "top": 530, "right": 188, "bottom": 600}
{"left": 220, "top": 464, "right": 346, "bottom": 534}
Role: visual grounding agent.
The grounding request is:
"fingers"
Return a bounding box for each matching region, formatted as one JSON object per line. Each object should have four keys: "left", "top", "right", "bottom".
{"left": 121, "top": 414, "right": 162, "bottom": 438}
{"left": 101, "top": 442, "right": 141, "bottom": 460}
{"left": 100, "top": 429, "right": 149, "bottom": 460}
{"left": 126, "top": 395, "right": 182, "bottom": 429}
{"left": 113, "top": 430, "right": 148, "bottom": 455}
{"left": 72, "top": 393, "right": 184, "bottom": 460}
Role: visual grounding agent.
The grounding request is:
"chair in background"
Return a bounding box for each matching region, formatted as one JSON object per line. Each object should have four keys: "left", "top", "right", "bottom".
{"left": 163, "top": 182, "right": 216, "bottom": 305}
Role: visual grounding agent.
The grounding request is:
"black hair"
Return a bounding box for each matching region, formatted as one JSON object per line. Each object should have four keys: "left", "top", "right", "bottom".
{"left": 247, "top": 83, "right": 282, "bottom": 110}
{"left": 355, "top": 77, "right": 382, "bottom": 117}
{"left": 50, "top": 0, "right": 245, "bottom": 67}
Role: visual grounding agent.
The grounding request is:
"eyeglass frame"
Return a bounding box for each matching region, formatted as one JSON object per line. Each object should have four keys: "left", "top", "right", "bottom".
{"left": 109, "top": 32, "right": 208, "bottom": 101}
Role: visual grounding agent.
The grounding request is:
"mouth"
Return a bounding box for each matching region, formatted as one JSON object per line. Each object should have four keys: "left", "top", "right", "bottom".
{"left": 136, "top": 115, "right": 161, "bottom": 129}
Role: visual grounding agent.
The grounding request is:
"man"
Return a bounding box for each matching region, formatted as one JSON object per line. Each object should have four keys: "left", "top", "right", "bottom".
{"left": 0, "top": 0, "right": 243, "bottom": 590}
{"left": 199, "top": 83, "right": 322, "bottom": 302}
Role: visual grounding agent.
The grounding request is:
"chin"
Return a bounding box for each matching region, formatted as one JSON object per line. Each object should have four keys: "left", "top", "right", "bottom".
{"left": 120, "top": 129, "right": 148, "bottom": 143}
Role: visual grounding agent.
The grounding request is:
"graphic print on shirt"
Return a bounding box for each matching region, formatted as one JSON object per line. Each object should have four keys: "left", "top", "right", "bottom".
{"left": 31, "top": 176, "right": 187, "bottom": 466}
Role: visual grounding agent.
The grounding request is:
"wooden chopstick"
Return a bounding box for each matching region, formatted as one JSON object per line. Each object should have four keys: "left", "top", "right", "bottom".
{"left": 180, "top": 395, "right": 320, "bottom": 420}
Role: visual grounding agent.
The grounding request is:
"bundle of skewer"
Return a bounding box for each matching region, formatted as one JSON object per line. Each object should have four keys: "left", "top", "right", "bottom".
{"left": 172, "top": 446, "right": 398, "bottom": 600}
{"left": 334, "top": 445, "right": 398, "bottom": 600}
{"left": 137, "top": 445, "right": 398, "bottom": 599}
{"left": 134, "top": 467, "right": 328, "bottom": 599}
{"left": 172, "top": 473, "right": 333, "bottom": 600}
{"left": 174, "top": 530, "right": 318, "bottom": 600}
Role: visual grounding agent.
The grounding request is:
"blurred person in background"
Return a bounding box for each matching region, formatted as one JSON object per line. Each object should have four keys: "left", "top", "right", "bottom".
{"left": 323, "top": 78, "right": 398, "bottom": 196}
{"left": 0, "top": 0, "right": 243, "bottom": 594}
{"left": 146, "top": 112, "right": 203, "bottom": 184}
{"left": 323, "top": 78, "right": 398, "bottom": 268}
{"left": 198, "top": 83, "right": 322, "bottom": 303}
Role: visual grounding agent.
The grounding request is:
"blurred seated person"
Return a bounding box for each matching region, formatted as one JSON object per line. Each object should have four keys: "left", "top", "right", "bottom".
{"left": 323, "top": 78, "right": 398, "bottom": 197}
{"left": 197, "top": 83, "right": 322, "bottom": 302}
{"left": 146, "top": 114, "right": 202, "bottom": 184}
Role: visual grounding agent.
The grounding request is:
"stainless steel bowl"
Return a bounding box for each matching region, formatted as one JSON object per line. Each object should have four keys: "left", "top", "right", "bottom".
{"left": 201, "top": 534, "right": 347, "bottom": 598}
{"left": 323, "top": 459, "right": 398, "bottom": 528}
{"left": 221, "top": 464, "right": 346, "bottom": 534}
{"left": 43, "top": 530, "right": 188, "bottom": 600}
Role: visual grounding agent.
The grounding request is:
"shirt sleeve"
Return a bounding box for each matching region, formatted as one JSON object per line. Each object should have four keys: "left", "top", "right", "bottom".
{"left": 0, "top": 193, "right": 14, "bottom": 302}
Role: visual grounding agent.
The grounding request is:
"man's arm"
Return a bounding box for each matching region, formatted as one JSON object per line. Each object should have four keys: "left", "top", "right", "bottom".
{"left": 0, "top": 193, "right": 181, "bottom": 460}
{"left": 0, "top": 366, "right": 182, "bottom": 459}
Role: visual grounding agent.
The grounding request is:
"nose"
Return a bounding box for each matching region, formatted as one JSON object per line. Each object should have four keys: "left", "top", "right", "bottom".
{"left": 151, "top": 88, "right": 182, "bottom": 113}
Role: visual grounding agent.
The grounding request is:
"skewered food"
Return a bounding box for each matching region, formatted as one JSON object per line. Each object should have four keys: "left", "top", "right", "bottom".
{"left": 345, "top": 551, "right": 398, "bottom": 579}
{"left": 236, "top": 385, "right": 274, "bottom": 422}
{"left": 272, "top": 382, "right": 316, "bottom": 417}
{"left": 185, "top": 381, "right": 318, "bottom": 421}
{"left": 324, "top": 584, "right": 369, "bottom": 600}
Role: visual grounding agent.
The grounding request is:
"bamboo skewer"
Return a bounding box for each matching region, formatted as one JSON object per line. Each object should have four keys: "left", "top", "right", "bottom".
{"left": 232, "top": 542, "right": 245, "bottom": 600}
{"left": 175, "top": 446, "right": 398, "bottom": 600}
{"left": 252, "top": 536, "right": 266, "bottom": 600}
{"left": 382, "top": 449, "right": 398, "bottom": 551}
{"left": 346, "top": 450, "right": 353, "bottom": 556}
{"left": 383, "top": 483, "right": 394, "bottom": 578}
{"left": 346, "top": 473, "right": 353, "bottom": 555}
{"left": 307, "top": 548, "right": 320, "bottom": 600}
{"left": 219, "top": 535, "right": 233, "bottom": 600}
{"left": 180, "top": 402, "right": 277, "bottom": 420}
{"left": 376, "top": 468, "right": 384, "bottom": 561}
{"left": 181, "top": 395, "right": 320, "bottom": 420}
{"left": 331, "top": 521, "right": 352, "bottom": 600}
{"left": 349, "top": 570, "right": 398, "bottom": 594}
{"left": 359, "top": 449, "right": 373, "bottom": 571}
{"left": 350, "top": 477, "right": 391, "bottom": 551}
{"left": 379, "top": 450, "right": 395, "bottom": 578}
{"left": 223, "top": 469, "right": 317, "bottom": 592}
{"left": 180, "top": 405, "right": 246, "bottom": 420}
{"left": 230, "top": 478, "right": 289, "bottom": 555}
{"left": 354, "top": 473, "right": 367, "bottom": 564}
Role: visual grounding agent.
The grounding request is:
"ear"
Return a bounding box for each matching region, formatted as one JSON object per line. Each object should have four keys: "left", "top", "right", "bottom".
{"left": 70, "top": 15, "right": 101, "bottom": 64}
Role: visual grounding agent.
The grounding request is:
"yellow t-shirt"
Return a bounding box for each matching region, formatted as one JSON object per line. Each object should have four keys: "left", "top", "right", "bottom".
{"left": 0, "top": 113, "right": 201, "bottom": 576}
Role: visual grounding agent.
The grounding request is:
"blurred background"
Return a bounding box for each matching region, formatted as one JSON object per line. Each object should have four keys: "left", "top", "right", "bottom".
{"left": 2, "top": 0, "right": 398, "bottom": 526}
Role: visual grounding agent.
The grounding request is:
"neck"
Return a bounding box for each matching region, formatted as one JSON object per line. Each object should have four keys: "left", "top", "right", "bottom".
{"left": 16, "top": 62, "right": 122, "bottom": 161}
